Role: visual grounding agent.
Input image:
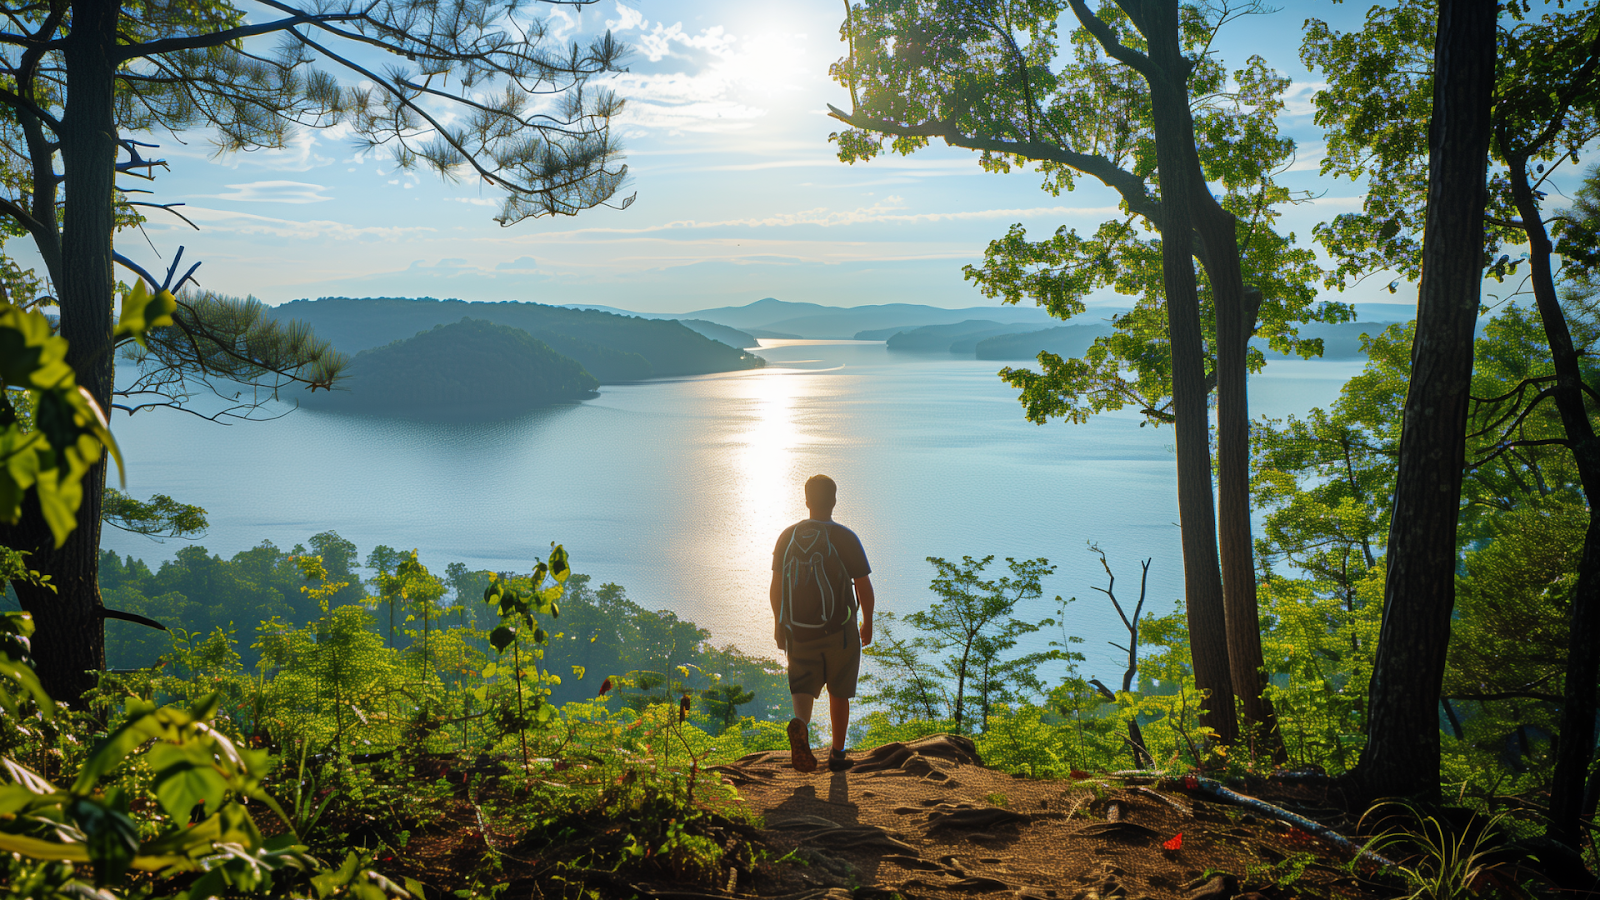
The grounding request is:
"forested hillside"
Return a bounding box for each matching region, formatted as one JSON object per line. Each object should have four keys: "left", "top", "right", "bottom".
{"left": 75, "top": 537, "right": 792, "bottom": 719}
{"left": 266, "top": 296, "right": 765, "bottom": 382}
{"left": 298, "top": 318, "right": 598, "bottom": 419}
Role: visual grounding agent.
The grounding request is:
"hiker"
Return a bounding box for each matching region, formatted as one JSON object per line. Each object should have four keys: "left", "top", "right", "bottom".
{"left": 770, "top": 474, "right": 874, "bottom": 773}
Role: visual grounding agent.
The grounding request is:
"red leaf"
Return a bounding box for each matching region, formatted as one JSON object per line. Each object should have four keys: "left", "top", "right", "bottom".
{"left": 1163, "top": 833, "right": 1183, "bottom": 851}
{"left": 1182, "top": 775, "right": 1199, "bottom": 791}
{"left": 1069, "top": 769, "right": 1090, "bottom": 780}
{"left": 598, "top": 677, "right": 612, "bottom": 697}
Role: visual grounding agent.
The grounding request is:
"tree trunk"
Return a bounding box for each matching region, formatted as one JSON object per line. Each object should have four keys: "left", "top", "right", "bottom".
{"left": 1142, "top": 0, "right": 1236, "bottom": 744}
{"left": 1350, "top": 0, "right": 1494, "bottom": 804}
{"left": 9, "top": 0, "right": 122, "bottom": 706}
{"left": 1198, "top": 204, "right": 1282, "bottom": 754}
{"left": 1506, "top": 153, "right": 1600, "bottom": 851}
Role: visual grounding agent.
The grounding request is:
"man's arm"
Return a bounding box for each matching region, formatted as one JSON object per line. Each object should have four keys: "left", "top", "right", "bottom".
{"left": 771, "top": 570, "right": 785, "bottom": 650}
{"left": 855, "top": 575, "right": 874, "bottom": 647}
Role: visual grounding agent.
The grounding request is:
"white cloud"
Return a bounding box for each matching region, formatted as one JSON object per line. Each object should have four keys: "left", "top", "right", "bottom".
{"left": 1281, "top": 81, "right": 1326, "bottom": 119}
{"left": 219, "top": 131, "right": 334, "bottom": 172}
{"left": 1301, "top": 195, "right": 1365, "bottom": 211}
{"left": 522, "top": 199, "right": 1121, "bottom": 239}
{"left": 199, "top": 181, "right": 334, "bottom": 204}
{"left": 600, "top": 5, "right": 811, "bottom": 133}
{"left": 149, "top": 205, "right": 437, "bottom": 241}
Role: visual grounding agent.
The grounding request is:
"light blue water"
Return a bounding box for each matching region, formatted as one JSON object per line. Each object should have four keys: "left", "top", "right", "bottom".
{"left": 103, "top": 341, "right": 1364, "bottom": 683}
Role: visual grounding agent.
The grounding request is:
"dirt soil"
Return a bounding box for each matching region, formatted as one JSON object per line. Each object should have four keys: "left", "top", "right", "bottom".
{"left": 704, "top": 735, "right": 1387, "bottom": 900}
{"left": 379, "top": 735, "right": 1411, "bottom": 900}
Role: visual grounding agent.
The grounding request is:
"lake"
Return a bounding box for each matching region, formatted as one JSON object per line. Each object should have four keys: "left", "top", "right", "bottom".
{"left": 103, "top": 341, "right": 1364, "bottom": 682}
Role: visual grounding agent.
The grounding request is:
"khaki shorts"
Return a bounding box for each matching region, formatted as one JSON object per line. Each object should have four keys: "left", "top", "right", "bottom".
{"left": 786, "top": 625, "right": 861, "bottom": 699}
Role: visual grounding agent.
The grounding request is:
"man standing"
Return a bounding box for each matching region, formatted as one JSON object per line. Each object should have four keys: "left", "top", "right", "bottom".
{"left": 771, "top": 474, "right": 874, "bottom": 773}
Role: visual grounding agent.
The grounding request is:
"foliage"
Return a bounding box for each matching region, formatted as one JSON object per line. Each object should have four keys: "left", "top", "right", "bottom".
{"left": 481, "top": 544, "right": 571, "bottom": 767}
{"left": 1250, "top": 304, "right": 1595, "bottom": 798}
{"left": 1360, "top": 802, "right": 1521, "bottom": 900}
{"left": 0, "top": 0, "right": 632, "bottom": 238}
{"left": 256, "top": 602, "right": 403, "bottom": 761}
{"left": 862, "top": 555, "right": 1061, "bottom": 734}
{"left": 102, "top": 488, "right": 208, "bottom": 542}
{"left": 0, "top": 296, "right": 134, "bottom": 546}
{"left": 1302, "top": 0, "right": 1600, "bottom": 290}
{"left": 829, "top": 0, "right": 1350, "bottom": 426}
{"left": 84, "top": 542, "right": 794, "bottom": 726}
{"left": 0, "top": 610, "right": 408, "bottom": 900}
{"left": 119, "top": 290, "right": 349, "bottom": 422}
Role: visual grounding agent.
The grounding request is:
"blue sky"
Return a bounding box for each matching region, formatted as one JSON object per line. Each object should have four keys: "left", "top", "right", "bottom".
{"left": 93, "top": 2, "right": 1488, "bottom": 317}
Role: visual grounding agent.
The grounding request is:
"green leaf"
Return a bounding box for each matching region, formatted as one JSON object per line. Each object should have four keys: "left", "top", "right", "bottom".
{"left": 0, "top": 782, "right": 59, "bottom": 815}
{"left": 147, "top": 742, "right": 228, "bottom": 823}
{"left": 114, "top": 280, "right": 178, "bottom": 349}
{"left": 548, "top": 545, "right": 570, "bottom": 583}
{"left": 73, "top": 703, "right": 164, "bottom": 794}
{"left": 0, "top": 657, "right": 55, "bottom": 718}
{"left": 0, "top": 302, "right": 69, "bottom": 388}
{"left": 0, "top": 831, "right": 90, "bottom": 862}
{"left": 489, "top": 625, "right": 516, "bottom": 653}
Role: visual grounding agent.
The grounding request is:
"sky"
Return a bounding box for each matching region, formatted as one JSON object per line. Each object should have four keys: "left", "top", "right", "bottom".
{"left": 71, "top": 1, "right": 1562, "bottom": 318}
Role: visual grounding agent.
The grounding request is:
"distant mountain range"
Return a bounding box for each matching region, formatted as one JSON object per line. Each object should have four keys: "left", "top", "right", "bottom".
{"left": 676, "top": 319, "right": 760, "bottom": 349}
{"left": 882, "top": 320, "right": 1053, "bottom": 352}
{"left": 976, "top": 324, "right": 1116, "bottom": 360}
{"left": 562, "top": 298, "right": 1404, "bottom": 362}
{"left": 564, "top": 298, "right": 1056, "bottom": 340}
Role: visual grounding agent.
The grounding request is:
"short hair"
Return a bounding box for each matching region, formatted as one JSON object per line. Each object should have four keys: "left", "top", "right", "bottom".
{"left": 804, "top": 474, "right": 837, "bottom": 510}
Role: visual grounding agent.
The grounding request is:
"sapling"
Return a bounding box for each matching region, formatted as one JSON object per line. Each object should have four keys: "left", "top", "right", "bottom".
{"left": 482, "top": 545, "right": 570, "bottom": 772}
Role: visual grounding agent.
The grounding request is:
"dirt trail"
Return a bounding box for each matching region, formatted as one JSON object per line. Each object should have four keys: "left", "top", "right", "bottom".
{"left": 713, "top": 736, "right": 1376, "bottom": 900}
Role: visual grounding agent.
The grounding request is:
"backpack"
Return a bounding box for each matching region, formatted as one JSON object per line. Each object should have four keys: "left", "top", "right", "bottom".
{"left": 780, "top": 520, "right": 854, "bottom": 646}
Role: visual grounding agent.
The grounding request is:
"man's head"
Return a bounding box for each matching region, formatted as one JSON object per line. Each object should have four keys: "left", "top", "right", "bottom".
{"left": 805, "top": 474, "right": 837, "bottom": 519}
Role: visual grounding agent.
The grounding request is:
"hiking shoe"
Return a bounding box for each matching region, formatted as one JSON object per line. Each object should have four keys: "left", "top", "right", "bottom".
{"left": 787, "top": 718, "right": 817, "bottom": 773}
{"left": 827, "top": 748, "right": 854, "bottom": 772}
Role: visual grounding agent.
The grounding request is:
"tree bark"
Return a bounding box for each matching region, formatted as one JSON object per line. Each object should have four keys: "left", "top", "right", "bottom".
{"left": 8, "top": 0, "right": 122, "bottom": 706}
{"left": 1198, "top": 206, "right": 1281, "bottom": 753}
{"left": 1506, "top": 153, "right": 1600, "bottom": 851}
{"left": 1141, "top": 0, "right": 1236, "bottom": 744}
{"left": 1350, "top": 0, "right": 1494, "bottom": 804}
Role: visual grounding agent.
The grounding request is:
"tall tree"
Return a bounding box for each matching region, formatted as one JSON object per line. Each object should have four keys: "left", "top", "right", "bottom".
{"left": 1493, "top": 19, "right": 1600, "bottom": 848}
{"left": 1305, "top": 0, "right": 1600, "bottom": 816}
{"left": 1343, "top": 0, "right": 1495, "bottom": 803}
{"left": 0, "top": 0, "right": 632, "bottom": 704}
{"left": 829, "top": 0, "right": 1348, "bottom": 741}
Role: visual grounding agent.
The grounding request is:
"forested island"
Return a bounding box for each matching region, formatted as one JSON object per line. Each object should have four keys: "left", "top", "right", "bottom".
{"left": 267, "top": 296, "right": 765, "bottom": 383}
{"left": 261, "top": 296, "right": 765, "bottom": 418}
{"left": 298, "top": 318, "right": 600, "bottom": 419}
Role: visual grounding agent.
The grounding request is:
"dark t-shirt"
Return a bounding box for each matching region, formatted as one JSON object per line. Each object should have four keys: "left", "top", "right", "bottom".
{"left": 773, "top": 519, "right": 871, "bottom": 605}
